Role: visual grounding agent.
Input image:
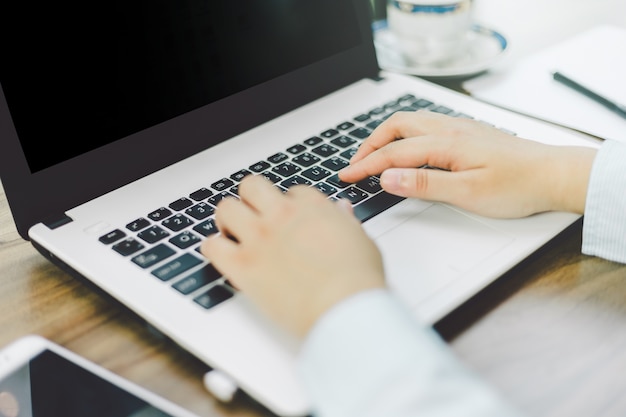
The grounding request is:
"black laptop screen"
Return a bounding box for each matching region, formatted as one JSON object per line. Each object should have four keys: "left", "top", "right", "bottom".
{"left": 0, "top": 1, "right": 362, "bottom": 173}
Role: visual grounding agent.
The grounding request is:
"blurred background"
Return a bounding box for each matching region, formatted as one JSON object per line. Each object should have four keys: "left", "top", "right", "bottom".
{"left": 370, "top": 0, "right": 386, "bottom": 21}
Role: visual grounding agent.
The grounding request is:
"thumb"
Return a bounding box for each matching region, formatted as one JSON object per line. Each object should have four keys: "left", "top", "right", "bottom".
{"left": 379, "top": 167, "right": 462, "bottom": 203}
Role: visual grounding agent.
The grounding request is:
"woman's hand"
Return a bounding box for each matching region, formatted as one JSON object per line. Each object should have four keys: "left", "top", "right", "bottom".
{"left": 339, "top": 110, "right": 597, "bottom": 218}
{"left": 201, "top": 175, "right": 385, "bottom": 338}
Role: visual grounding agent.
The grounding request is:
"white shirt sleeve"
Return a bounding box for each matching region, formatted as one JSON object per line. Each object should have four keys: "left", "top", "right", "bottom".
{"left": 297, "top": 139, "right": 626, "bottom": 417}
{"left": 582, "top": 139, "right": 626, "bottom": 264}
{"left": 298, "top": 289, "right": 525, "bottom": 417}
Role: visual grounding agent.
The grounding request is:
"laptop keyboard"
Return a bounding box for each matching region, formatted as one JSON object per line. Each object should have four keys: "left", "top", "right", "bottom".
{"left": 98, "top": 93, "right": 514, "bottom": 312}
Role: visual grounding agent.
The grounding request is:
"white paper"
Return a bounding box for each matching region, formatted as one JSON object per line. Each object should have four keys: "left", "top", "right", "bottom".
{"left": 463, "top": 25, "right": 626, "bottom": 143}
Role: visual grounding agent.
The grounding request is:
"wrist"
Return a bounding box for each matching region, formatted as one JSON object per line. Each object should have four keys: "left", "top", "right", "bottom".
{"left": 548, "top": 145, "right": 597, "bottom": 214}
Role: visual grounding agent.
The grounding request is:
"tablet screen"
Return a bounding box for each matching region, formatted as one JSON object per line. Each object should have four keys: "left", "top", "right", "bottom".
{"left": 0, "top": 349, "right": 174, "bottom": 417}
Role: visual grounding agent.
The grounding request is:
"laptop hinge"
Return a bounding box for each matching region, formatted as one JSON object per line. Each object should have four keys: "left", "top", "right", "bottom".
{"left": 42, "top": 214, "right": 73, "bottom": 230}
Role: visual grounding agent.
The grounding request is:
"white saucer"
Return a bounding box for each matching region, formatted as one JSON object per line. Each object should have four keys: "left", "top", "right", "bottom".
{"left": 373, "top": 22, "right": 509, "bottom": 78}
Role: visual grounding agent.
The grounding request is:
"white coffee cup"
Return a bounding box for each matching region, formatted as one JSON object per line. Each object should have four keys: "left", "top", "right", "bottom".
{"left": 387, "top": 0, "right": 473, "bottom": 66}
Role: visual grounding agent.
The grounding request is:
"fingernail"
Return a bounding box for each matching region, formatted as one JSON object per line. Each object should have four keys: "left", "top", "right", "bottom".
{"left": 380, "top": 169, "right": 404, "bottom": 192}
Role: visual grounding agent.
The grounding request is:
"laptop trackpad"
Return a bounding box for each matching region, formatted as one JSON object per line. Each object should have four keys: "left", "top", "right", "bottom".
{"left": 375, "top": 204, "right": 514, "bottom": 307}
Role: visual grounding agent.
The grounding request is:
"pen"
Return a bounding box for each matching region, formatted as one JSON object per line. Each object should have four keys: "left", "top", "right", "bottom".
{"left": 552, "top": 71, "right": 626, "bottom": 120}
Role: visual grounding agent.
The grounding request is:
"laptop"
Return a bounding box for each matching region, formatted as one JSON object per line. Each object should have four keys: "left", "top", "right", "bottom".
{"left": 0, "top": 1, "right": 598, "bottom": 415}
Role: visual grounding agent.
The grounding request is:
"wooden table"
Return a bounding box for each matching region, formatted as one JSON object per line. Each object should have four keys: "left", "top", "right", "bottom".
{"left": 3, "top": 177, "right": 626, "bottom": 417}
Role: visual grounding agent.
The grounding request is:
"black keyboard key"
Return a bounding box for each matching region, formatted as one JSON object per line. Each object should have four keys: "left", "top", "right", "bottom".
{"left": 330, "top": 135, "right": 357, "bottom": 148}
{"left": 249, "top": 160, "right": 271, "bottom": 173}
{"left": 268, "top": 152, "right": 289, "bottom": 164}
{"left": 272, "top": 162, "right": 301, "bottom": 178}
{"left": 320, "top": 128, "right": 338, "bottom": 138}
{"left": 174, "top": 263, "right": 222, "bottom": 295}
{"left": 383, "top": 100, "right": 401, "bottom": 111}
{"left": 326, "top": 174, "right": 350, "bottom": 189}
{"left": 352, "top": 191, "right": 405, "bottom": 223}
{"left": 185, "top": 202, "right": 215, "bottom": 220}
{"left": 230, "top": 169, "right": 252, "bottom": 182}
{"left": 280, "top": 175, "right": 312, "bottom": 189}
{"left": 412, "top": 98, "right": 434, "bottom": 109}
{"left": 162, "top": 213, "right": 194, "bottom": 232}
{"left": 132, "top": 243, "right": 176, "bottom": 269}
{"left": 112, "top": 238, "right": 145, "bottom": 256}
{"left": 126, "top": 217, "right": 150, "bottom": 232}
{"left": 349, "top": 127, "right": 371, "bottom": 139}
{"left": 169, "top": 197, "right": 193, "bottom": 211}
{"left": 313, "top": 182, "right": 337, "bottom": 196}
{"left": 340, "top": 147, "right": 358, "bottom": 160}
{"left": 152, "top": 253, "right": 202, "bottom": 281}
{"left": 366, "top": 119, "right": 383, "bottom": 130}
{"left": 336, "top": 187, "right": 368, "bottom": 205}
{"left": 99, "top": 229, "right": 126, "bottom": 244}
{"left": 321, "top": 157, "right": 349, "bottom": 172}
{"left": 194, "top": 285, "right": 233, "bottom": 309}
{"left": 193, "top": 219, "right": 219, "bottom": 237}
{"left": 368, "top": 107, "right": 385, "bottom": 117}
{"left": 138, "top": 225, "right": 170, "bottom": 244}
{"left": 311, "top": 144, "right": 338, "bottom": 158}
{"left": 169, "top": 230, "right": 201, "bottom": 249}
{"left": 208, "top": 191, "right": 236, "bottom": 206}
{"left": 260, "top": 171, "right": 282, "bottom": 183}
{"left": 189, "top": 187, "right": 213, "bottom": 201}
{"left": 356, "top": 176, "right": 382, "bottom": 194}
{"left": 292, "top": 152, "right": 320, "bottom": 167}
{"left": 398, "top": 94, "right": 416, "bottom": 103}
{"left": 354, "top": 114, "right": 370, "bottom": 123}
{"left": 211, "top": 178, "right": 235, "bottom": 192}
{"left": 304, "top": 136, "right": 323, "bottom": 146}
{"left": 431, "top": 105, "right": 454, "bottom": 115}
{"left": 193, "top": 285, "right": 233, "bottom": 309}
{"left": 337, "top": 121, "right": 355, "bottom": 130}
{"left": 147, "top": 207, "right": 172, "bottom": 221}
{"left": 302, "top": 166, "right": 331, "bottom": 181}
{"left": 286, "top": 144, "right": 307, "bottom": 154}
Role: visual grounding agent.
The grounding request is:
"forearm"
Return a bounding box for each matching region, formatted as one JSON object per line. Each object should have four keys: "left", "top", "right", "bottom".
{"left": 298, "top": 289, "right": 525, "bottom": 417}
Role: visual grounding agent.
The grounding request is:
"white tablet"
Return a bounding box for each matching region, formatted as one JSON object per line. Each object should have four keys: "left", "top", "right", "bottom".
{"left": 0, "top": 335, "right": 199, "bottom": 417}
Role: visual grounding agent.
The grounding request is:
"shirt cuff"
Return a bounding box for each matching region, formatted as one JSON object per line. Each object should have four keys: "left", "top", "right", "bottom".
{"left": 582, "top": 139, "right": 626, "bottom": 264}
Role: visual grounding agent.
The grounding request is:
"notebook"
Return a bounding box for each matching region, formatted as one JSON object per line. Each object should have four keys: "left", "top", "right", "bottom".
{"left": 0, "top": 1, "right": 598, "bottom": 415}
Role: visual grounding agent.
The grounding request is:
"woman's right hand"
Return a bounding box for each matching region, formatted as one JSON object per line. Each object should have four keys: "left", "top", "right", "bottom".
{"left": 339, "top": 110, "right": 597, "bottom": 218}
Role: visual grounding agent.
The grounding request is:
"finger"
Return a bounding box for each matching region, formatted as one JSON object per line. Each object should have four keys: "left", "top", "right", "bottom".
{"left": 237, "top": 174, "right": 284, "bottom": 213}
{"left": 349, "top": 110, "right": 451, "bottom": 164}
{"left": 340, "top": 135, "right": 450, "bottom": 183}
{"left": 287, "top": 183, "right": 329, "bottom": 202}
{"left": 212, "top": 197, "right": 259, "bottom": 243}
{"left": 200, "top": 234, "right": 242, "bottom": 279}
{"left": 380, "top": 167, "right": 472, "bottom": 205}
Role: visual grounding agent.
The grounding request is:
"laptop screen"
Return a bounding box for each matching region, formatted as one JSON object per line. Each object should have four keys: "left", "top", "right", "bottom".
{"left": 1, "top": 1, "right": 362, "bottom": 174}
{"left": 0, "top": 0, "right": 378, "bottom": 239}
